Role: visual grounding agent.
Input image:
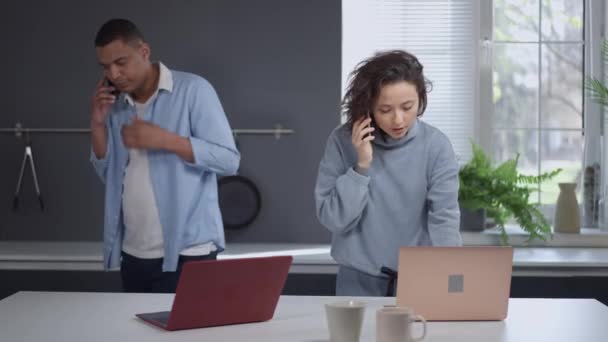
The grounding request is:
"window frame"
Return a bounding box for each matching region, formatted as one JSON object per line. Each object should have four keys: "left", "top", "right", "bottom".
{"left": 478, "top": 0, "right": 603, "bottom": 223}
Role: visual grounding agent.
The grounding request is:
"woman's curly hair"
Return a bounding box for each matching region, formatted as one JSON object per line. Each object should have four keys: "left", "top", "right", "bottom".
{"left": 342, "top": 50, "right": 432, "bottom": 126}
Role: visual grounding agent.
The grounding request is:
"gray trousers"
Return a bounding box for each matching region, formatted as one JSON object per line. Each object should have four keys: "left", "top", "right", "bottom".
{"left": 335, "top": 266, "right": 396, "bottom": 297}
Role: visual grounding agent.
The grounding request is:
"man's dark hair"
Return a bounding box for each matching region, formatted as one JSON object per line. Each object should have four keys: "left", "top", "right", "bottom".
{"left": 95, "top": 18, "right": 144, "bottom": 47}
{"left": 342, "top": 50, "right": 431, "bottom": 125}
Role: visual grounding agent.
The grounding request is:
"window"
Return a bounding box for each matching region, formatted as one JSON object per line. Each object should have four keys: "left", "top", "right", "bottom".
{"left": 489, "top": 0, "right": 586, "bottom": 211}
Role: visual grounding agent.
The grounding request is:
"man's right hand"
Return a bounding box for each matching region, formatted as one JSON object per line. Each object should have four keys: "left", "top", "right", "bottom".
{"left": 91, "top": 78, "right": 116, "bottom": 128}
{"left": 351, "top": 116, "right": 375, "bottom": 170}
{"left": 91, "top": 78, "right": 114, "bottom": 159}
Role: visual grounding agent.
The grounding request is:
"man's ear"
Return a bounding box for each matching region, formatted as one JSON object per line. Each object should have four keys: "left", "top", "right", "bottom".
{"left": 139, "top": 42, "right": 151, "bottom": 61}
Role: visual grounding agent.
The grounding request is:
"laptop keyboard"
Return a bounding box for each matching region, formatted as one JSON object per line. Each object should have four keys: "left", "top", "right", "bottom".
{"left": 140, "top": 311, "right": 170, "bottom": 326}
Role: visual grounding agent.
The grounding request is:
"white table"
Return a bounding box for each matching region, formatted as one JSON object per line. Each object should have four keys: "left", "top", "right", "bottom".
{"left": 2, "top": 241, "right": 608, "bottom": 276}
{"left": 0, "top": 292, "right": 607, "bottom": 341}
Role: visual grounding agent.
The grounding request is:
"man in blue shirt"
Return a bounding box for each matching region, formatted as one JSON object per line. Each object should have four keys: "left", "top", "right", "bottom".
{"left": 90, "top": 19, "right": 240, "bottom": 293}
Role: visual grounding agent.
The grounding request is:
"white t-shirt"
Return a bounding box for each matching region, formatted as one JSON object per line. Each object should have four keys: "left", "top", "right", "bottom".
{"left": 121, "top": 94, "right": 162, "bottom": 258}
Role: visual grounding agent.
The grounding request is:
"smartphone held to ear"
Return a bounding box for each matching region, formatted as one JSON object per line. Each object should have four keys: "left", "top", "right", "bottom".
{"left": 365, "top": 113, "right": 375, "bottom": 139}
{"left": 104, "top": 79, "right": 120, "bottom": 97}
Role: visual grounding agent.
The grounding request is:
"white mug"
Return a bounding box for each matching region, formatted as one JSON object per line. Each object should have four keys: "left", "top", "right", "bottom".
{"left": 376, "top": 307, "right": 427, "bottom": 342}
{"left": 325, "top": 300, "right": 366, "bottom": 342}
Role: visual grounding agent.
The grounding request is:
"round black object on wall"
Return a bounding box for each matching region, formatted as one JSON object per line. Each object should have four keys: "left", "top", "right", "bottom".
{"left": 218, "top": 175, "right": 262, "bottom": 230}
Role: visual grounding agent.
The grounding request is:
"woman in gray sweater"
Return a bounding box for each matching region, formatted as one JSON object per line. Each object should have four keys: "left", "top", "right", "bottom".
{"left": 315, "top": 50, "right": 462, "bottom": 296}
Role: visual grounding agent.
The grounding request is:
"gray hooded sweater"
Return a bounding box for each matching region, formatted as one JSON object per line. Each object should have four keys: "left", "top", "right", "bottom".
{"left": 315, "top": 119, "right": 462, "bottom": 277}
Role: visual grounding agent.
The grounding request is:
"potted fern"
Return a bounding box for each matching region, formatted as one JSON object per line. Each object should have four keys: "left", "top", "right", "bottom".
{"left": 459, "top": 143, "right": 561, "bottom": 244}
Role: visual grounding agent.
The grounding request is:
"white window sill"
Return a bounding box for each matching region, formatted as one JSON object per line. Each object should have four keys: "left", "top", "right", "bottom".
{"left": 462, "top": 225, "right": 608, "bottom": 247}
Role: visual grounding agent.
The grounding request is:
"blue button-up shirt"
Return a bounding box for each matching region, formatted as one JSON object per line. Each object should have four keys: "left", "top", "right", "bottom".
{"left": 91, "top": 64, "right": 240, "bottom": 271}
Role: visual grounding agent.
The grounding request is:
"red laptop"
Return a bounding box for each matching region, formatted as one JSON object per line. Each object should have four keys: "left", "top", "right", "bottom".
{"left": 136, "top": 255, "right": 293, "bottom": 331}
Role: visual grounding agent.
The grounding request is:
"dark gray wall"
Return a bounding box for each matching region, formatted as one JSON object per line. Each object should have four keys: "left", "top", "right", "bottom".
{"left": 0, "top": 0, "right": 340, "bottom": 243}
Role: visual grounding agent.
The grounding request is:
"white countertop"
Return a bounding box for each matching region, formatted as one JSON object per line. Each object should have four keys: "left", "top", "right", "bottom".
{"left": 1, "top": 292, "right": 606, "bottom": 341}
{"left": 2, "top": 241, "right": 608, "bottom": 276}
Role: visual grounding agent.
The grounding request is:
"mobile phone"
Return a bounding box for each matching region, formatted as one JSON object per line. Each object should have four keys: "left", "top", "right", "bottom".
{"left": 365, "top": 113, "right": 375, "bottom": 139}
{"left": 104, "top": 78, "right": 120, "bottom": 96}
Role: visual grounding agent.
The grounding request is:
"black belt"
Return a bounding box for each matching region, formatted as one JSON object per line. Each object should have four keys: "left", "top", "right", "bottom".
{"left": 381, "top": 266, "right": 398, "bottom": 297}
